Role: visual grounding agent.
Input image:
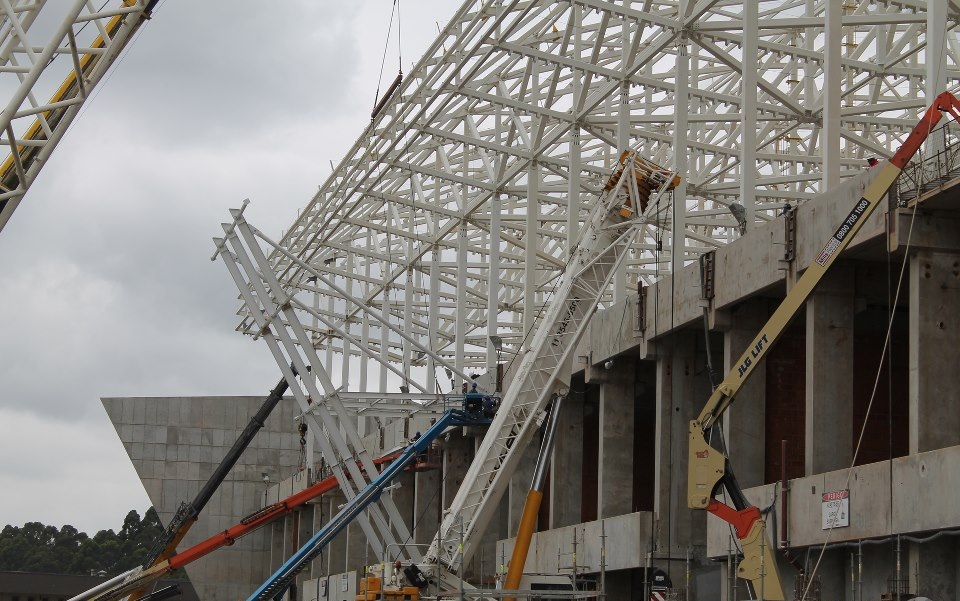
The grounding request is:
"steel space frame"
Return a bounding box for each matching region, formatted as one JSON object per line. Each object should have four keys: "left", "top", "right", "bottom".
{"left": 243, "top": 0, "right": 960, "bottom": 389}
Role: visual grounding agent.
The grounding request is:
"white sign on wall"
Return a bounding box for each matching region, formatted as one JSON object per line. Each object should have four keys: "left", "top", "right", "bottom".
{"left": 821, "top": 489, "right": 850, "bottom": 529}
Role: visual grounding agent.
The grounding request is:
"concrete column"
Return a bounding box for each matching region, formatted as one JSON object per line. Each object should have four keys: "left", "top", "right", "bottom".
{"left": 597, "top": 367, "right": 634, "bottom": 518}
{"left": 414, "top": 469, "right": 441, "bottom": 547}
{"left": 507, "top": 442, "right": 538, "bottom": 534}
{"left": 270, "top": 519, "right": 286, "bottom": 572}
{"left": 722, "top": 299, "right": 767, "bottom": 489}
{"left": 389, "top": 471, "right": 415, "bottom": 558}
{"left": 549, "top": 386, "right": 584, "bottom": 528}
{"left": 309, "top": 500, "right": 329, "bottom": 580}
{"left": 469, "top": 437, "right": 504, "bottom": 586}
{"left": 345, "top": 515, "right": 370, "bottom": 574}
{"left": 909, "top": 250, "right": 960, "bottom": 453}
{"left": 442, "top": 432, "right": 473, "bottom": 511}
{"left": 909, "top": 538, "right": 958, "bottom": 600}
{"left": 295, "top": 507, "right": 314, "bottom": 599}
{"left": 326, "top": 495, "right": 348, "bottom": 575}
{"left": 654, "top": 331, "right": 709, "bottom": 562}
{"left": 805, "top": 265, "right": 854, "bottom": 475}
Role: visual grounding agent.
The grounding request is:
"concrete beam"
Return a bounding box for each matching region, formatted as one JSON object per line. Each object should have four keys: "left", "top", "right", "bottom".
{"left": 630, "top": 168, "right": 882, "bottom": 345}
{"left": 497, "top": 511, "right": 654, "bottom": 574}
{"left": 890, "top": 209, "right": 960, "bottom": 253}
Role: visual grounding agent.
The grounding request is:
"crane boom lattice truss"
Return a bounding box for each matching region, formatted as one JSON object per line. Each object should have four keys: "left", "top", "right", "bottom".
{"left": 0, "top": 0, "right": 155, "bottom": 232}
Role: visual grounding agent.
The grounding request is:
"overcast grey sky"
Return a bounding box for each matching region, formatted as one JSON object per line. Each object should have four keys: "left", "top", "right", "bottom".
{"left": 0, "top": 1, "right": 458, "bottom": 535}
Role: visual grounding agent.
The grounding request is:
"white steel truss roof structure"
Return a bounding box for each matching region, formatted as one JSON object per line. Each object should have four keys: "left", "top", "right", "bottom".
{"left": 239, "top": 0, "right": 960, "bottom": 392}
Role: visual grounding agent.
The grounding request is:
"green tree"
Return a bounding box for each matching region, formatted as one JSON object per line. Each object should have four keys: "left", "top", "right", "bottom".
{"left": 0, "top": 508, "right": 167, "bottom": 576}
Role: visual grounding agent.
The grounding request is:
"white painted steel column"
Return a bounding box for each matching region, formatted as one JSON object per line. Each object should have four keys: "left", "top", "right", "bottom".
{"left": 524, "top": 162, "right": 539, "bottom": 339}
{"left": 803, "top": 0, "right": 817, "bottom": 190}
{"left": 455, "top": 220, "right": 468, "bottom": 387}
{"left": 822, "top": 0, "right": 841, "bottom": 190}
{"left": 326, "top": 292, "right": 335, "bottom": 375}
{"left": 927, "top": 0, "right": 948, "bottom": 155}
{"left": 308, "top": 273, "right": 319, "bottom": 471}
{"left": 429, "top": 244, "right": 441, "bottom": 391}
{"left": 567, "top": 3, "right": 582, "bottom": 258}
{"left": 927, "top": 2, "right": 948, "bottom": 101}
{"left": 804, "top": 0, "right": 816, "bottom": 108}
{"left": 672, "top": 30, "right": 689, "bottom": 276}
{"left": 689, "top": 41, "right": 701, "bottom": 176}
{"left": 614, "top": 14, "right": 630, "bottom": 302}
{"left": 741, "top": 2, "right": 758, "bottom": 228}
{"left": 360, "top": 233, "right": 372, "bottom": 395}
{"left": 381, "top": 286, "right": 390, "bottom": 393}
{"left": 567, "top": 126, "right": 580, "bottom": 258}
{"left": 487, "top": 194, "right": 501, "bottom": 372}
{"left": 341, "top": 256, "right": 352, "bottom": 392}
{"left": 644, "top": 62, "right": 653, "bottom": 158}
{"left": 312, "top": 277, "right": 320, "bottom": 345}
{"left": 403, "top": 240, "right": 414, "bottom": 379}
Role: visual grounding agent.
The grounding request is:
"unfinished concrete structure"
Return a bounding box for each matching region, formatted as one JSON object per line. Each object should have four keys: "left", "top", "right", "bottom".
{"left": 103, "top": 1, "right": 960, "bottom": 600}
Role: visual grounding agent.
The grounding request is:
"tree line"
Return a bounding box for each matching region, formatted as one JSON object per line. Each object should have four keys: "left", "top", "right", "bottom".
{"left": 0, "top": 508, "right": 184, "bottom": 577}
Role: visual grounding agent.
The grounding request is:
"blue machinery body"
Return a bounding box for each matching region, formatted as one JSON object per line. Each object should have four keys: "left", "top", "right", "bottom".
{"left": 247, "top": 408, "right": 487, "bottom": 601}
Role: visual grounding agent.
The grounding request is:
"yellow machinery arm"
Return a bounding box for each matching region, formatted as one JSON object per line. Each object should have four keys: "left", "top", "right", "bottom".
{"left": 688, "top": 91, "right": 960, "bottom": 599}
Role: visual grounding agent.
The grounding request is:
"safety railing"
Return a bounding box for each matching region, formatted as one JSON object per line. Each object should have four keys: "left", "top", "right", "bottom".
{"left": 892, "top": 121, "right": 960, "bottom": 206}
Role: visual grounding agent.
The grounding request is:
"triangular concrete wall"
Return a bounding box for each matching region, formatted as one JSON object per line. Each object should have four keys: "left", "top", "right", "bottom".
{"left": 102, "top": 395, "right": 303, "bottom": 601}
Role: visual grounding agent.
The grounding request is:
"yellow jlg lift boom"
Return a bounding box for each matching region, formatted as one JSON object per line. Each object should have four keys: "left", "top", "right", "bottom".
{"left": 688, "top": 91, "right": 960, "bottom": 600}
